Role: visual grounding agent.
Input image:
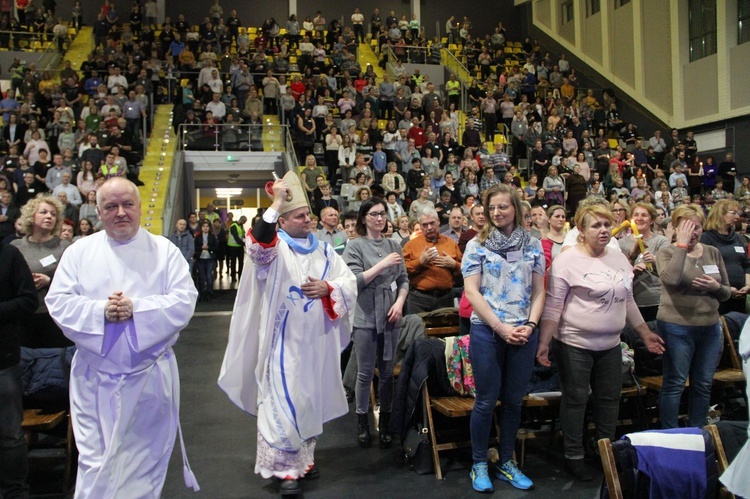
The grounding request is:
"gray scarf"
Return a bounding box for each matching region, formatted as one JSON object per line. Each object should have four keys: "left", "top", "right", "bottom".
{"left": 484, "top": 225, "right": 529, "bottom": 257}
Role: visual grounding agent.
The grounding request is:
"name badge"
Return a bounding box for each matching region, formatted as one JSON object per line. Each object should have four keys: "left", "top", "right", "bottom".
{"left": 734, "top": 246, "right": 745, "bottom": 254}
{"left": 390, "top": 281, "right": 397, "bottom": 292}
{"left": 39, "top": 254, "right": 57, "bottom": 267}
{"left": 506, "top": 250, "right": 523, "bottom": 262}
{"left": 703, "top": 264, "right": 720, "bottom": 275}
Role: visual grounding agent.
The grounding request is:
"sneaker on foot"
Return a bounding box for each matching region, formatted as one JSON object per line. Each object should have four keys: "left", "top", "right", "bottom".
{"left": 471, "top": 461, "right": 493, "bottom": 493}
{"left": 495, "top": 460, "right": 534, "bottom": 490}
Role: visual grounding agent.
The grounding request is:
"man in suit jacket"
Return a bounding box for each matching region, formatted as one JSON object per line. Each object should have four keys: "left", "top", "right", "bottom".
{"left": 0, "top": 190, "right": 21, "bottom": 240}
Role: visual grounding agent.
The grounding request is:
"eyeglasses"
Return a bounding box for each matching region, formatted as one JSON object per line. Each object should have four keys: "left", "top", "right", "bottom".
{"left": 727, "top": 210, "right": 739, "bottom": 215}
{"left": 612, "top": 208, "right": 626, "bottom": 213}
{"left": 366, "top": 211, "right": 387, "bottom": 219}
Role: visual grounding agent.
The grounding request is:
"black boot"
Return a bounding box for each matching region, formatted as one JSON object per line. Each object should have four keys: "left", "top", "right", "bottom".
{"left": 564, "top": 458, "right": 594, "bottom": 481}
{"left": 357, "top": 413, "right": 371, "bottom": 448}
{"left": 378, "top": 411, "right": 392, "bottom": 448}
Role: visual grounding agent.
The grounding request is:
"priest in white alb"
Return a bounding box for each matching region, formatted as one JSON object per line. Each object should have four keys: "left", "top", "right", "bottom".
{"left": 218, "top": 171, "right": 357, "bottom": 496}
{"left": 46, "top": 178, "right": 199, "bottom": 498}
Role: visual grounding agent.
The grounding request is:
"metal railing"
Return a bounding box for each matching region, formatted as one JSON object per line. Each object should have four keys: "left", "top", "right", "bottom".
{"left": 176, "top": 122, "right": 293, "bottom": 154}
{"left": 440, "top": 49, "right": 472, "bottom": 112}
{"left": 283, "top": 124, "right": 299, "bottom": 167}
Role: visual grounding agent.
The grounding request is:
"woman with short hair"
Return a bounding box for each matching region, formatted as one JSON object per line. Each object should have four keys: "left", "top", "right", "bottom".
{"left": 343, "top": 197, "right": 409, "bottom": 448}
{"left": 12, "top": 194, "right": 71, "bottom": 347}
{"left": 700, "top": 199, "right": 750, "bottom": 313}
{"left": 656, "top": 204, "right": 731, "bottom": 428}
{"left": 538, "top": 203, "right": 663, "bottom": 480}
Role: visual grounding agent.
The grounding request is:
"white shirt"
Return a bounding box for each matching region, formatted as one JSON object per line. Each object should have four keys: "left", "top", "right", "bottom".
{"left": 106, "top": 74, "right": 128, "bottom": 91}
{"left": 206, "top": 100, "right": 226, "bottom": 119}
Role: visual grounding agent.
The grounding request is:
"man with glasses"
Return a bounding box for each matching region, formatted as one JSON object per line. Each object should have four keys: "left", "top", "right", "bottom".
{"left": 403, "top": 208, "right": 462, "bottom": 314}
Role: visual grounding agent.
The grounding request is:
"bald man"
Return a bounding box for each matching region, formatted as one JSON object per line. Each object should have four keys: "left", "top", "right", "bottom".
{"left": 46, "top": 178, "right": 200, "bottom": 497}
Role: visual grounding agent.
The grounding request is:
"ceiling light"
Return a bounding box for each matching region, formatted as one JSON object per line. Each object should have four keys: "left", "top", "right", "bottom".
{"left": 216, "top": 188, "right": 243, "bottom": 197}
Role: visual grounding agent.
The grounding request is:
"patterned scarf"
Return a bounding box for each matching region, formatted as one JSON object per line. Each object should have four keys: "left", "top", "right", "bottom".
{"left": 484, "top": 225, "right": 529, "bottom": 257}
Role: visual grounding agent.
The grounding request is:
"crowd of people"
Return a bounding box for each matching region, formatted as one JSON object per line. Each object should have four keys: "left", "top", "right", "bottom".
{"left": 1, "top": 3, "right": 748, "bottom": 498}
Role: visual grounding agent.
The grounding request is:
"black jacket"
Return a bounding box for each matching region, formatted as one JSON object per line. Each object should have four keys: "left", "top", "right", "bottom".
{"left": 0, "top": 242, "right": 38, "bottom": 369}
{"left": 193, "top": 232, "right": 218, "bottom": 259}
{"left": 390, "top": 337, "right": 457, "bottom": 440}
{"left": 0, "top": 204, "right": 21, "bottom": 239}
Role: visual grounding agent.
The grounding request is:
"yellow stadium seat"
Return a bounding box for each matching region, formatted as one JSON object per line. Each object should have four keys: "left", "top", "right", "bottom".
{"left": 608, "top": 139, "right": 620, "bottom": 149}
{"left": 248, "top": 27, "right": 257, "bottom": 34}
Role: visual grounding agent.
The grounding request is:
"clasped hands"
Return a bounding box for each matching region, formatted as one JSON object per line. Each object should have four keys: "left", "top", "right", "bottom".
{"left": 493, "top": 321, "right": 533, "bottom": 346}
{"left": 419, "top": 247, "right": 455, "bottom": 268}
{"left": 105, "top": 291, "right": 133, "bottom": 323}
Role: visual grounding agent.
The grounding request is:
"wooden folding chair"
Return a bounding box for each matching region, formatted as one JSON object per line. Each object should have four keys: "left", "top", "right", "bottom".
{"left": 419, "top": 325, "right": 501, "bottom": 479}
{"left": 599, "top": 425, "right": 733, "bottom": 499}
{"left": 23, "top": 409, "right": 76, "bottom": 492}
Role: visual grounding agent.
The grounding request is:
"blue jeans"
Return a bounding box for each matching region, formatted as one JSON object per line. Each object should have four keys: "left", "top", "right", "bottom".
{"left": 552, "top": 339, "right": 622, "bottom": 459}
{"left": 0, "top": 364, "right": 28, "bottom": 498}
{"left": 657, "top": 321, "right": 722, "bottom": 428}
{"left": 196, "top": 257, "right": 214, "bottom": 294}
{"left": 469, "top": 323, "right": 537, "bottom": 463}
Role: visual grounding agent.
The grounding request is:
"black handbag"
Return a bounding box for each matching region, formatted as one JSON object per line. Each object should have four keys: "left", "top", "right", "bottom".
{"left": 403, "top": 425, "right": 433, "bottom": 475}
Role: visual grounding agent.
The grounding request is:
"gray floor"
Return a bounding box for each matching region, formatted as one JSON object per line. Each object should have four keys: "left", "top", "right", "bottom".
{"left": 29, "top": 284, "right": 602, "bottom": 498}
{"left": 159, "top": 288, "right": 602, "bottom": 499}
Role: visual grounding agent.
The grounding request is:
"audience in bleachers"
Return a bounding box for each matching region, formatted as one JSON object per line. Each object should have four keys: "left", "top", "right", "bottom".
{"left": 2, "top": 3, "right": 746, "bottom": 495}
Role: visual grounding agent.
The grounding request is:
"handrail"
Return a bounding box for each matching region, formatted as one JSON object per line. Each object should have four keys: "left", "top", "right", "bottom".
{"left": 176, "top": 122, "right": 293, "bottom": 154}
{"left": 38, "top": 37, "right": 60, "bottom": 71}
{"left": 284, "top": 124, "right": 299, "bottom": 166}
{"left": 440, "top": 49, "right": 472, "bottom": 112}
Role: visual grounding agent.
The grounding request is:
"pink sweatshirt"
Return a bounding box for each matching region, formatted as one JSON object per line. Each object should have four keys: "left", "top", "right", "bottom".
{"left": 542, "top": 246, "right": 643, "bottom": 351}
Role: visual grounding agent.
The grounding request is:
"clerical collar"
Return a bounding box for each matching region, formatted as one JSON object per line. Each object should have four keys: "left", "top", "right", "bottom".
{"left": 278, "top": 229, "right": 318, "bottom": 254}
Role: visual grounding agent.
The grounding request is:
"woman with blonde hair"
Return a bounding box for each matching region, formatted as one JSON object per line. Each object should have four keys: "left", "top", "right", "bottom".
{"left": 391, "top": 215, "right": 411, "bottom": 242}
{"left": 538, "top": 203, "right": 663, "bottom": 480}
{"left": 656, "top": 204, "right": 731, "bottom": 429}
{"left": 11, "top": 194, "right": 72, "bottom": 347}
{"left": 619, "top": 202, "right": 670, "bottom": 322}
{"left": 610, "top": 199, "right": 631, "bottom": 239}
{"left": 463, "top": 184, "right": 545, "bottom": 492}
{"left": 542, "top": 165, "right": 565, "bottom": 206}
{"left": 351, "top": 186, "right": 371, "bottom": 213}
{"left": 700, "top": 199, "right": 750, "bottom": 313}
